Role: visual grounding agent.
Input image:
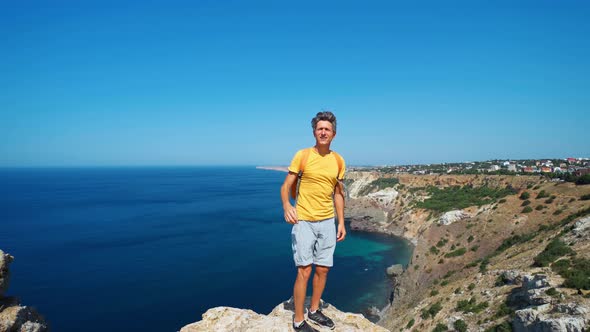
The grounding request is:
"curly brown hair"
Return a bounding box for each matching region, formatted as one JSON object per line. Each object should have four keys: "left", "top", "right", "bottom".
{"left": 311, "top": 111, "right": 337, "bottom": 133}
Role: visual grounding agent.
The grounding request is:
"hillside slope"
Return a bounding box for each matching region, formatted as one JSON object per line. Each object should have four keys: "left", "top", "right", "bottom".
{"left": 345, "top": 172, "right": 590, "bottom": 331}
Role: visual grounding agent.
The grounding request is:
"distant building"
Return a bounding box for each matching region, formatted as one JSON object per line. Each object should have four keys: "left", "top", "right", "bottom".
{"left": 541, "top": 166, "right": 552, "bottom": 173}
{"left": 574, "top": 168, "right": 590, "bottom": 177}
{"left": 553, "top": 167, "right": 563, "bottom": 173}
{"left": 502, "top": 161, "right": 511, "bottom": 166}
{"left": 507, "top": 164, "right": 517, "bottom": 172}
{"left": 489, "top": 165, "right": 500, "bottom": 172}
{"left": 523, "top": 167, "right": 535, "bottom": 173}
{"left": 567, "top": 157, "right": 577, "bottom": 164}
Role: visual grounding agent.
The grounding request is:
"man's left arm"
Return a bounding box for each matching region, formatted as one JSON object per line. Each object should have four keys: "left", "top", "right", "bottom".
{"left": 334, "top": 182, "right": 346, "bottom": 242}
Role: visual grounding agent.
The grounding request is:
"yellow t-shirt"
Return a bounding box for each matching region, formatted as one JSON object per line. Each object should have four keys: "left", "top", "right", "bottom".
{"left": 288, "top": 148, "right": 346, "bottom": 221}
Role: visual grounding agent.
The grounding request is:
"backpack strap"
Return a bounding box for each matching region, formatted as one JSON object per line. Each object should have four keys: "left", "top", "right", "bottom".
{"left": 331, "top": 151, "right": 346, "bottom": 198}
{"left": 332, "top": 151, "right": 344, "bottom": 180}
{"left": 290, "top": 148, "right": 312, "bottom": 200}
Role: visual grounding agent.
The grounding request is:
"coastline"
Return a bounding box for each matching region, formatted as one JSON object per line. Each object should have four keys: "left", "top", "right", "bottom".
{"left": 255, "top": 166, "right": 289, "bottom": 172}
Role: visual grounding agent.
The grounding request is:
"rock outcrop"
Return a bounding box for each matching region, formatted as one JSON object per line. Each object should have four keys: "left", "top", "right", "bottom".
{"left": 180, "top": 299, "right": 388, "bottom": 332}
{"left": 438, "top": 210, "right": 471, "bottom": 225}
{"left": 0, "top": 250, "right": 48, "bottom": 332}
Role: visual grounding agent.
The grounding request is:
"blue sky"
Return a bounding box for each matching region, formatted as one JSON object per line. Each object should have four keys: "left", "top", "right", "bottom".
{"left": 1, "top": 0, "right": 589, "bottom": 166}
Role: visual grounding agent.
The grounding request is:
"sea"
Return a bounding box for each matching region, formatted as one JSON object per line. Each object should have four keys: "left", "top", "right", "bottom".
{"left": 0, "top": 167, "right": 412, "bottom": 332}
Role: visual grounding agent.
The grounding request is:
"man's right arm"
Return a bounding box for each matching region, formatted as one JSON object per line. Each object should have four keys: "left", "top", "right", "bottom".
{"left": 280, "top": 172, "right": 299, "bottom": 224}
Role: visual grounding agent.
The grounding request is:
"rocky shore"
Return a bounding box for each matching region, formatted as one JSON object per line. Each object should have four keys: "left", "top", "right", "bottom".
{"left": 0, "top": 250, "right": 48, "bottom": 332}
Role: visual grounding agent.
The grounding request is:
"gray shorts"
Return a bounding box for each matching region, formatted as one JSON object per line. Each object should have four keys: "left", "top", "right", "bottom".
{"left": 291, "top": 218, "right": 336, "bottom": 267}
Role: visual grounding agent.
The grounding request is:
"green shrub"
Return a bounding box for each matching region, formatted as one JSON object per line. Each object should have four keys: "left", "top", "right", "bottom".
{"left": 429, "top": 302, "right": 443, "bottom": 317}
{"left": 471, "top": 245, "right": 480, "bottom": 252}
{"left": 440, "top": 280, "right": 449, "bottom": 286}
{"left": 495, "top": 274, "right": 509, "bottom": 286}
{"left": 468, "top": 235, "right": 474, "bottom": 243}
{"left": 522, "top": 206, "right": 533, "bottom": 213}
{"left": 456, "top": 297, "right": 488, "bottom": 313}
{"left": 420, "top": 309, "right": 429, "bottom": 319}
{"left": 468, "top": 283, "right": 476, "bottom": 290}
{"left": 520, "top": 192, "right": 530, "bottom": 200}
{"left": 496, "top": 232, "right": 536, "bottom": 252}
{"left": 454, "top": 319, "right": 468, "bottom": 332}
{"left": 416, "top": 185, "right": 517, "bottom": 213}
{"left": 533, "top": 238, "right": 574, "bottom": 267}
{"left": 485, "top": 321, "right": 513, "bottom": 332}
{"left": 445, "top": 248, "right": 467, "bottom": 258}
{"left": 430, "top": 246, "right": 440, "bottom": 255}
{"left": 494, "top": 303, "right": 513, "bottom": 318}
{"left": 537, "top": 190, "right": 549, "bottom": 199}
{"left": 437, "top": 238, "right": 449, "bottom": 248}
{"left": 535, "top": 205, "right": 544, "bottom": 211}
{"left": 521, "top": 200, "right": 531, "bottom": 206}
{"left": 545, "top": 287, "right": 559, "bottom": 296}
{"left": 430, "top": 289, "right": 439, "bottom": 296}
{"left": 554, "top": 258, "right": 590, "bottom": 290}
{"left": 576, "top": 174, "right": 590, "bottom": 185}
{"left": 432, "top": 323, "right": 448, "bottom": 332}
{"left": 553, "top": 209, "right": 564, "bottom": 215}
{"left": 479, "top": 257, "right": 490, "bottom": 273}
{"left": 581, "top": 194, "right": 590, "bottom": 201}
{"left": 406, "top": 318, "right": 415, "bottom": 328}
{"left": 499, "top": 198, "right": 507, "bottom": 203}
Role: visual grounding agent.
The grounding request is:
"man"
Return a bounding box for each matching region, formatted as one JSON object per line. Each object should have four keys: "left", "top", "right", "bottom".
{"left": 280, "top": 111, "right": 346, "bottom": 331}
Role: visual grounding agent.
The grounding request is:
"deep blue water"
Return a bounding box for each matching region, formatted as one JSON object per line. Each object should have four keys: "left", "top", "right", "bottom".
{"left": 0, "top": 167, "right": 411, "bottom": 332}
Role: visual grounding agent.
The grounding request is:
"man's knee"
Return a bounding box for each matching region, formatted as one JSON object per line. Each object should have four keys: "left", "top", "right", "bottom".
{"left": 315, "top": 265, "right": 330, "bottom": 276}
{"left": 297, "top": 265, "right": 312, "bottom": 280}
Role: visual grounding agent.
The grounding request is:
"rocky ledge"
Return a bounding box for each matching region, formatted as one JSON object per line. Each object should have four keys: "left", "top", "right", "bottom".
{"left": 0, "top": 250, "right": 48, "bottom": 332}
{"left": 180, "top": 298, "right": 388, "bottom": 332}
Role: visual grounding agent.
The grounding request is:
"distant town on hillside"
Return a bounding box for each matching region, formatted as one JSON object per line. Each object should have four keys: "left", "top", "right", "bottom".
{"left": 353, "top": 157, "right": 590, "bottom": 181}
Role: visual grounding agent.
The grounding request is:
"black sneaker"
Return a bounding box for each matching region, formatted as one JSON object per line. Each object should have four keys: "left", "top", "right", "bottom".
{"left": 307, "top": 309, "right": 335, "bottom": 330}
{"left": 293, "top": 320, "right": 319, "bottom": 332}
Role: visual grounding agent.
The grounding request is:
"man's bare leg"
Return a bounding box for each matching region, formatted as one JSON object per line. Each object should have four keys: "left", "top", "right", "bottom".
{"left": 310, "top": 265, "right": 330, "bottom": 311}
{"left": 293, "top": 265, "right": 312, "bottom": 322}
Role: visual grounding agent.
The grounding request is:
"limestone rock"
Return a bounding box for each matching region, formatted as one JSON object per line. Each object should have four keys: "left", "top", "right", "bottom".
{"left": 439, "top": 210, "right": 470, "bottom": 225}
{"left": 0, "top": 250, "right": 14, "bottom": 298}
{"left": 522, "top": 274, "right": 550, "bottom": 291}
{"left": 0, "top": 250, "right": 48, "bottom": 332}
{"left": 367, "top": 188, "right": 399, "bottom": 208}
{"left": 180, "top": 300, "right": 389, "bottom": 332}
{"left": 513, "top": 304, "right": 588, "bottom": 332}
{"left": 499, "top": 270, "right": 522, "bottom": 285}
{"left": 386, "top": 264, "right": 404, "bottom": 277}
{"left": 0, "top": 305, "right": 47, "bottom": 332}
{"left": 572, "top": 216, "right": 590, "bottom": 236}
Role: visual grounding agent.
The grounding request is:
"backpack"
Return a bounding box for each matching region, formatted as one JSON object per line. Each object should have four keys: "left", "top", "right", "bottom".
{"left": 290, "top": 148, "right": 345, "bottom": 201}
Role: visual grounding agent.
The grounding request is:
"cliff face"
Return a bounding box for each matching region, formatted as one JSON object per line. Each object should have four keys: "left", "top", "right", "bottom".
{"left": 345, "top": 172, "right": 590, "bottom": 331}
{"left": 0, "top": 250, "right": 48, "bottom": 332}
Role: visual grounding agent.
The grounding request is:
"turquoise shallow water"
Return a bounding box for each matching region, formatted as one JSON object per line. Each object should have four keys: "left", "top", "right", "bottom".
{"left": 0, "top": 167, "right": 412, "bottom": 331}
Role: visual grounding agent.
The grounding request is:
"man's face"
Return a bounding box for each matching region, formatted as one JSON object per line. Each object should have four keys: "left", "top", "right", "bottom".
{"left": 314, "top": 120, "right": 336, "bottom": 146}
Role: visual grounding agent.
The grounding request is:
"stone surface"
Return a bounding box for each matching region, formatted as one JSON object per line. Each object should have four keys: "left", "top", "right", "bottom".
{"left": 386, "top": 264, "right": 404, "bottom": 277}
{"left": 0, "top": 249, "right": 48, "bottom": 332}
{"left": 572, "top": 216, "right": 590, "bottom": 236}
{"left": 438, "top": 210, "right": 471, "bottom": 225}
{"left": 180, "top": 300, "right": 389, "bottom": 332}
{"left": 499, "top": 270, "right": 523, "bottom": 285}
{"left": 0, "top": 250, "right": 14, "bottom": 298}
